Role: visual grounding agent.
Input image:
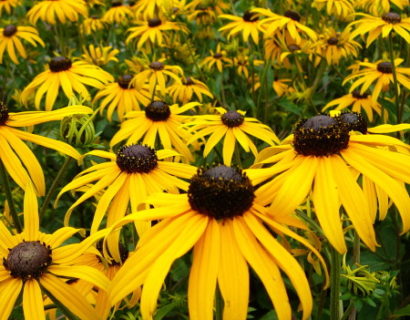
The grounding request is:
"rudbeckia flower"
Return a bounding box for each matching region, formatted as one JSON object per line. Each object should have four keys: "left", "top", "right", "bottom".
{"left": 110, "top": 101, "right": 199, "bottom": 161}
{"left": 0, "top": 184, "right": 110, "bottom": 320}
{"left": 167, "top": 76, "right": 213, "bottom": 103}
{"left": 227, "top": 54, "right": 264, "bottom": 78}
{"left": 251, "top": 114, "right": 410, "bottom": 253}
{"left": 94, "top": 74, "right": 151, "bottom": 121}
{"left": 349, "top": 12, "right": 410, "bottom": 46}
{"left": 126, "top": 16, "right": 187, "bottom": 49}
{"left": 131, "top": 0, "right": 167, "bottom": 18}
{"left": 312, "top": 0, "right": 355, "bottom": 19}
{"left": 273, "top": 78, "right": 295, "bottom": 96}
{"left": 219, "top": 10, "right": 264, "bottom": 44}
{"left": 27, "top": 0, "right": 88, "bottom": 24}
{"left": 356, "top": 0, "right": 409, "bottom": 15}
{"left": 187, "top": 107, "right": 279, "bottom": 165}
{"left": 342, "top": 59, "right": 410, "bottom": 100}
{"left": 323, "top": 90, "right": 385, "bottom": 121}
{"left": 81, "top": 44, "right": 119, "bottom": 66}
{"left": 102, "top": 0, "right": 133, "bottom": 24}
{"left": 0, "top": 104, "right": 91, "bottom": 195}
{"left": 0, "top": 24, "right": 44, "bottom": 64}
{"left": 0, "top": 0, "right": 21, "bottom": 15}
{"left": 200, "top": 44, "right": 231, "bottom": 72}
{"left": 81, "top": 16, "right": 106, "bottom": 35}
{"left": 21, "top": 56, "right": 113, "bottom": 110}
{"left": 108, "top": 164, "right": 327, "bottom": 320}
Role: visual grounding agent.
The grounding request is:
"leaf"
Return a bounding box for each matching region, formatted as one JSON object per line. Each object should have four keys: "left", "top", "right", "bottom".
{"left": 392, "top": 304, "right": 410, "bottom": 317}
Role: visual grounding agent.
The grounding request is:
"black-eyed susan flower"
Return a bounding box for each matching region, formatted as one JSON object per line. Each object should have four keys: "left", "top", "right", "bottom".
{"left": 227, "top": 53, "right": 264, "bottom": 78}
{"left": 349, "top": 12, "right": 410, "bottom": 47}
{"left": 126, "top": 16, "right": 187, "bottom": 50}
{"left": 323, "top": 91, "right": 385, "bottom": 121}
{"left": 81, "top": 16, "right": 106, "bottom": 35}
{"left": 81, "top": 44, "right": 119, "bottom": 66}
{"left": 200, "top": 43, "right": 231, "bottom": 72}
{"left": 251, "top": 114, "right": 410, "bottom": 254}
{"left": 342, "top": 59, "right": 410, "bottom": 100}
{"left": 111, "top": 101, "right": 198, "bottom": 161}
{"left": 273, "top": 77, "right": 295, "bottom": 96}
{"left": 27, "top": 0, "right": 88, "bottom": 24}
{"left": 0, "top": 0, "right": 21, "bottom": 15}
{"left": 187, "top": 107, "right": 279, "bottom": 165}
{"left": 94, "top": 74, "right": 151, "bottom": 121}
{"left": 0, "top": 183, "right": 110, "bottom": 320}
{"left": 108, "top": 164, "right": 327, "bottom": 320}
{"left": 0, "top": 24, "right": 44, "bottom": 64}
{"left": 102, "top": 0, "right": 133, "bottom": 24}
{"left": 21, "top": 56, "right": 113, "bottom": 110}
{"left": 312, "top": 0, "right": 355, "bottom": 19}
{"left": 0, "top": 104, "right": 91, "bottom": 195}
{"left": 356, "top": 0, "right": 409, "bottom": 15}
{"left": 131, "top": 0, "right": 166, "bottom": 18}
{"left": 167, "top": 76, "right": 213, "bottom": 103}
{"left": 219, "top": 10, "right": 264, "bottom": 44}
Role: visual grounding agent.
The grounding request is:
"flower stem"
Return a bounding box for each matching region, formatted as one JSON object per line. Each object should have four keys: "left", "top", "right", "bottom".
{"left": 330, "top": 247, "right": 342, "bottom": 320}
{"left": 387, "top": 34, "right": 402, "bottom": 124}
{"left": 215, "top": 286, "right": 223, "bottom": 320}
{"left": 39, "top": 157, "right": 74, "bottom": 221}
{"left": 0, "top": 160, "right": 22, "bottom": 232}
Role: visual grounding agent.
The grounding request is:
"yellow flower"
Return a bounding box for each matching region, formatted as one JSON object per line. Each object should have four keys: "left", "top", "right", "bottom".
{"left": 167, "top": 76, "right": 213, "bottom": 103}
{"left": 81, "top": 44, "right": 119, "bottom": 66}
{"left": 343, "top": 58, "right": 410, "bottom": 100}
{"left": 0, "top": 183, "right": 110, "bottom": 320}
{"left": 21, "top": 56, "right": 113, "bottom": 110}
{"left": 131, "top": 0, "right": 168, "bottom": 18}
{"left": 108, "top": 164, "right": 327, "bottom": 320}
{"left": 251, "top": 114, "right": 410, "bottom": 254}
{"left": 219, "top": 10, "right": 264, "bottom": 44}
{"left": 273, "top": 78, "right": 295, "bottom": 97}
{"left": 356, "top": 0, "right": 409, "bottom": 15}
{"left": 102, "top": 1, "right": 133, "bottom": 24}
{"left": 81, "top": 16, "right": 106, "bottom": 35}
{"left": 94, "top": 74, "right": 151, "bottom": 121}
{"left": 186, "top": 0, "right": 229, "bottom": 24}
{"left": 0, "top": 0, "right": 21, "bottom": 15}
{"left": 200, "top": 43, "right": 231, "bottom": 72}
{"left": 312, "top": 0, "right": 355, "bottom": 19}
{"left": 0, "top": 24, "right": 44, "bottom": 64}
{"left": 227, "top": 54, "right": 264, "bottom": 78}
{"left": 0, "top": 104, "right": 91, "bottom": 195}
{"left": 187, "top": 107, "right": 279, "bottom": 165}
{"left": 111, "top": 101, "right": 199, "bottom": 161}
{"left": 349, "top": 12, "right": 410, "bottom": 46}
{"left": 27, "top": 0, "right": 88, "bottom": 24}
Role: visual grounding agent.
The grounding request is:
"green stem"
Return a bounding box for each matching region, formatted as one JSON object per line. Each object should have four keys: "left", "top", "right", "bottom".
{"left": 387, "top": 34, "right": 402, "bottom": 124}
{"left": 330, "top": 247, "right": 342, "bottom": 320}
{"left": 348, "top": 232, "right": 361, "bottom": 320}
{"left": 234, "top": 144, "right": 242, "bottom": 168}
{"left": 39, "top": 157, "right": 73, "bottom": 221}
{"left": 215, "top": 286, "right": 223, "bottom": 320}
{"left": 0, "top": 160, "right": 22, "bottom": 232}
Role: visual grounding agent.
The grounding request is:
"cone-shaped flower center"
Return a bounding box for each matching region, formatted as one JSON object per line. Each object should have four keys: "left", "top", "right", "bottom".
{"left": 352, "top": 90, "right": 369, "bottom": 99}
{"left": 188, "top": 165, "right": 255, "bottom": 220}
{"left": 117, "top": 75, "right": 133, "bottom": 89}
{"left": 377, "top": 62, "right": 393, "bottom": 74}
{"left": 327, "top": 37, "right": 338, "bottom": 45}
{"left": 149, "top": 61, "right": 165, "bottom": 70}
{"left": 340, "top": 112, "right": 367, "bottom": 134}
{"left": 49, "top": 56, "right": 72, "bottom": 72}
{"left": 382, "top": 12, "right": 401, "bottom": 24}
{"left": 184, "top": 77, "right": 194, "bottom": 85}
{"left": 4, "top": 241, "right": 52, "bottom": 281}
{"left": 116, "top": 145, "right": 158, "bottom": 173}
{"left": 145, "top": 101, "right": 171, "bottom": 121}
{"left": 284, "top": 10, "right": 301, "bottom": 22}
{"left": 148, "top": 18, "right": 162, "bottom": 27}
{"left": 3, "top": 25, "right": 17, "bottom": 37}
{"left": 294, "top": 115, "right": 349, "bottom": 156}
{"left": 0, "top": 103, "right": 9, "bottom": 125}
{"left": 243, "top": 10, "right": 258, "bottom": 22}
{"left": 221, "top": 110, "right": 244, "bottom": 127}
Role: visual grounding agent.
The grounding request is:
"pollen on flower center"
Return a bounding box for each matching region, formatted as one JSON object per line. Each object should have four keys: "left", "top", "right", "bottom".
{"left": 377, "top": 62, "right": 393, "bottom": 74}
{"left": 327, "top": 37, "right": 339, "bottom": 45}
{"left": 284, "top": 10, "right": 301, "bottom": 22}
{"left": 294, "top": 115, "right": 350, "bottom": 156}
{"left": 242, "top": 10, "right": 258, "bottom": 22}
{"left": 116, "top": 144, "right": 158, "bottom": 173}
{"left": 3, "top": 24, "right": 17, "bottom": 37}
{"left": 221, "top": 110, "right": 244, "bottom": 127}
{"left": 352, "top": 90, "right": 369, "bottom": 99}
{"left": 0, "top": 103, "right": 9, "bottom": 125}
{"left": 188, "top": 165, "right": 255, "bottom": 220}
{"left": 148, "top": 18, "right": 162, "bottom": 27}
{"left": 145, "top": 101, "right": 171, "bottom": 121}
{"left": 117, "top": 75, "right": 133, "bottom": 89}
{"left": 4, "top": 241, "right": 52, "bottom": 281}
{"left": 340, "top": 112, "right": 367, "bottom": 134}
{"left": 149, "top": 61, "right": 165, "bottom": 71}
{"left": 49, "top": 56, "right": 73, "bottom": 72}
{"left": 382, "top": 12, "right": 401, "bottom": 24}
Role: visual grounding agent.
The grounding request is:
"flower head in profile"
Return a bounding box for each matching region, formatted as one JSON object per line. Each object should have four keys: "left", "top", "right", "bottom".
{"left": 0, "top": 0, "right": 21, "bottom": 15}
{"left": 273, "top": 77, "right": 295, "bottom": 97}
{"left": 21, "top": 56, "right": 113, "bottom": 110}
{"left": 0, "top": 24, "right": 44, "bottom": 64}
{"left": 167, "top": 76, "right": 213, "bottom": 103}
{"left": 312, "top": 0, "right": 355, "bottom": 19}
{"left": 219, "top": 10, "right": 264, "bottom": 44}
{"left": 27, "top": 0, "right": 88, "bottom": 24}
{"left": 102, "top": 0, "right": 133, "bottom": 24}
{"left": 0, "top": 184, "right": 110, "bottom": 320}
{"left": 0, "top": 104, "right": 91, "bottom": 195}
{"left": 227, "top": 53, "right": 264, "bottom": 78}
{"left": 81, "top": 44, "right": 119, "bottom": 66}
{"left": 108, "top": 164, "right": 327, "bottom": 320}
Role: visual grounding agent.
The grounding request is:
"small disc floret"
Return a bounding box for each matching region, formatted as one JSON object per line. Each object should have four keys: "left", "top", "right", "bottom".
{"left": 377, "top": 62, "right": 393, "bottom": 74}
{"left": 3, "top": 25, "right": 17, "bottom": 37}
{"left": 339, "top": 112, "right": 367, "bottom": 134}
{"left": 188, "top": 165, "right": 255, "bottom": 220}
{"left": 221, "top": 110, "right": 244, "bottom": 127}
{"left": 117, "top": 75, "right": 133, "bottom": 89}
{"left": 4, "top": 241, "right": 52, "bottom": 281}
{"left": 0, "top": 103, "right": 9, "bottom": 125}
{"left": 49, "top": 56, "right": 72, "bottom": 72}
{"left": 145, "top": 101, "right": 171, "bottom": 121}
{"left": 116, "top": 145, "right": 158, "bottom": 173}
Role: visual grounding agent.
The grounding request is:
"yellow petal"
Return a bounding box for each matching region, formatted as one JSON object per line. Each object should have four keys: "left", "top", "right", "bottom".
{"left": 23, "top": 280, "right": 45, "bottom": 320}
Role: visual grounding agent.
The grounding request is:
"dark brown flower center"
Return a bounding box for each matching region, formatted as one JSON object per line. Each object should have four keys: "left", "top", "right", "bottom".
{"left": 148, "top": 18, "right": 162, "bottom": 27}
{"left": 352, "top": 90, "right": 369, "bottom": 99}
{"left": 213, "top": 53, "right": 223, "bottom": 59}
{"left": 117, "top": 75, "right": 133, "bottom": 89}
{"left": 149, "top": 61, "right": 165, "bottom": 70}
{"left": 221, "top": 110, "right": 244, "bottom": 127}
{"left": 4, "top": 241, "right": 52, "bottom": 281}
{"left": 382, "top": 12, "right": 401, "bottom": 24}
{"left": 327, "top": 37, "right": 338, "bottom": 45}
{"left": 145, "top": 101, "right": 171, "bottom": 121}
{"left": 339, "top": 112, "right": 367, "bottom": 134}
{"left": 111, "top": 0, "right": 123, "bottom": 7}
{"left": 116, "top": 145, "right": 158, "bottom": 173}
{"left": 284, "top": 10, "right": 301, "bottom": 22}
{"left": 3, "top": 25, "right": 17, "bottom": 37}
{"left": 188, "top": 165, "right": 255, "bottom": 220}
{"left": 377, "top": 62, "right": 393, "bottom": 74}
{"left": 243, "top": 10, "right": 258, "bottom": 22}
{"left": 49, "top": 56, "right": 72, "bottom": 72}
{"left": 288, "top": 44, "right": 300, "bottom": 52}
{"left": 294, "top": 115, "right": 350, "bottom": 156}
{"left": 184, "top": 77, "right": 194, "bottom": 85}
{"left": 0, "top": 103, "right": 9, "bottom": 125}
